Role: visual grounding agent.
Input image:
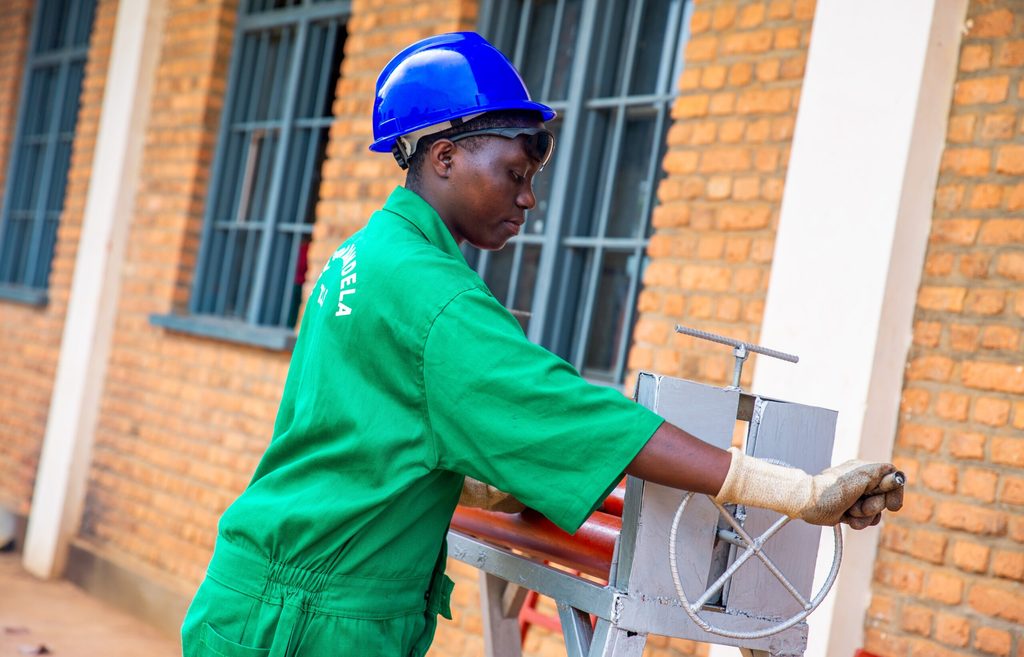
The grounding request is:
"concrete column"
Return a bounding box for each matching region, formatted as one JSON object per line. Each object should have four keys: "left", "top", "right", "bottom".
{"left": 23, "top": 0, "right": 166, "bottom": 577}
{"left": 709, "top": 1, "right": 967, "bottom": 655}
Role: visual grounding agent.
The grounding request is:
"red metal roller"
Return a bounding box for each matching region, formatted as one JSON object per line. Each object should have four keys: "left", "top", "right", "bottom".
{"left": 451, "top": 507, "right": 620, "bottom": 579}
{"left": 599, "top": 482, "right": 626, "bottom": 517}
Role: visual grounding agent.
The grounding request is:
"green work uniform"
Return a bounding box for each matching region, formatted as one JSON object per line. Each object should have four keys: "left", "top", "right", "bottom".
{"left": 180, "top": 186, "right": 664, "bottom": 657}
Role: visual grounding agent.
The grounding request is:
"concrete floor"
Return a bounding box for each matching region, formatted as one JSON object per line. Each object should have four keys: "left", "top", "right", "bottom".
{"left": 0, "top": 551, "right": 179, "bottom": 657}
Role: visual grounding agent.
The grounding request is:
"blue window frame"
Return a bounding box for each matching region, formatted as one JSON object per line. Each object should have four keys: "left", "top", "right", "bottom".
{"left": 473, "top": 0, "right": 691, "bottom": 383}
{"left": 0, "top": 0, "right": 98, "bottom": 303}
{"left": 189, "top": 0, "right": 349, "bottom": 330}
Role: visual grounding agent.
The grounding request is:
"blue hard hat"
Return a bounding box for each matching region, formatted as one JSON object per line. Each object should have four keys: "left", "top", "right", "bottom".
{"left": 369, "top": 32, "right": 555, "bottom": 159}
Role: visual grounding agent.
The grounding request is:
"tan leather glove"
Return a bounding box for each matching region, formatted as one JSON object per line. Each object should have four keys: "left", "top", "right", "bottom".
{"left": 459, "top": 477, "right": 525, "bottom": 513}
{"left": 714, "top": 448, "right": 904, "bottom": 528}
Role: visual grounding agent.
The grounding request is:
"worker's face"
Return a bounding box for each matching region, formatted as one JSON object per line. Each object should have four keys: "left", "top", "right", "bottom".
{"left": 443, "top": 127, "right": 545, "bottom": 250}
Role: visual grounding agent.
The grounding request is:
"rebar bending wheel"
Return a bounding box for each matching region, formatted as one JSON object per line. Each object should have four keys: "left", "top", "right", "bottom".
{"left": 669, "top": 491, "right": 843, "bottom": 640}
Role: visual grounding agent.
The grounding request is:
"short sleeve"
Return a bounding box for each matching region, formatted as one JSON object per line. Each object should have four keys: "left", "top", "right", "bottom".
{"left": 423, "top": 288, "right": 664, "bottom": 533}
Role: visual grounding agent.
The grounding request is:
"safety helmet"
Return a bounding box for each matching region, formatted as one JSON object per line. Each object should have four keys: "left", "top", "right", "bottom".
{"left": 370, "top": 32, "right": 556, "bottom": 168}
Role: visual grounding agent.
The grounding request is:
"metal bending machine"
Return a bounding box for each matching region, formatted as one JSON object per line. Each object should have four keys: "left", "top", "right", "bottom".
{"left": 447, "top": 327, "right": 858, "bottom": 657}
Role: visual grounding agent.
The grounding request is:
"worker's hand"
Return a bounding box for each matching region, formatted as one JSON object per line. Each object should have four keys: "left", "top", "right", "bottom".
{"left": 714, "top": 448, "right": 904, "bottom": 528}
{"left": 801, "top": 460, "right": 905, "bottom": 528}
{"left": 459, "top": 477, "right": 525, "bottom": 513}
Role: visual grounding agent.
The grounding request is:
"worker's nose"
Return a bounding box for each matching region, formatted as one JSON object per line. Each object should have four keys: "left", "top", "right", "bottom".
{"left": 516, "top": 184, "right": 536, "bottom": 211}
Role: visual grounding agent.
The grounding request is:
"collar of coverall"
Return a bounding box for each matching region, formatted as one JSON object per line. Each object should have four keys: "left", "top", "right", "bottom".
{"left": 382, "top": 186, "right": 465, "bottom": 263}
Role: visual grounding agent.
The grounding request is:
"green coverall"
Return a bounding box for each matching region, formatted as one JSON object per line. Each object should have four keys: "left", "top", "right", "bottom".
{"left": 180, "top": 186, "right": 663, "bottom": 656}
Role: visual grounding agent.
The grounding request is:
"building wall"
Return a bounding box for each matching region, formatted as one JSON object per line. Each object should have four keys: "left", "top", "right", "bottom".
{"left": 866, "top": 3, "right": 1024, "bottom": 657}
{"left": 0, "top": 0, "right": 119, "bottom": 516}
{"left": 629, "top": 0, "right": 815, "bottom": 391}
{"left": 6, "top": 0, "right": 1021, "bottom": 655}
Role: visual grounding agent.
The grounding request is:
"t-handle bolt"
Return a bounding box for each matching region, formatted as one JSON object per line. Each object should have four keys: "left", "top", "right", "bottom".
{"left": 675, "top": 325, "right": 799, "bottom": 390}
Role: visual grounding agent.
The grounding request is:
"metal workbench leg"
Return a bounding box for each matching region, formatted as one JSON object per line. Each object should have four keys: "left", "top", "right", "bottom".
{"left": 481, "top": 573, "right": 528, "bottom": 657}
{"left": 585, "top": 617, "right": 646, "bottom": 657}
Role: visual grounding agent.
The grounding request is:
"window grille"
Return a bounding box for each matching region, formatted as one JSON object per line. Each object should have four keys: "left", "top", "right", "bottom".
{"left": 0, "top": 0, "right": 98, "bottom": 295}
{"left": 474, "top": 0, "right": 691, "bottom": 383}
{"left": 191, "top": 0, "right": 348, "bottom": 328}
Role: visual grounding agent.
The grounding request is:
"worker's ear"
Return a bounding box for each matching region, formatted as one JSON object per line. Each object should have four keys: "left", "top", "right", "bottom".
{"left": 426, "top": 139, "right": 456, "bottom": 179}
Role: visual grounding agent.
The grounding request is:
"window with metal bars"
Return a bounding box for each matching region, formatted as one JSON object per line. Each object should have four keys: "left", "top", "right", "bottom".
{"left": 189, "top": 0, "right": 348, "bottom": 331}
{"left": 472, "top": 0, "right": 691, "bottom": 383}
{"left": 0, "top": 0, "right": 98, "bottom": 303}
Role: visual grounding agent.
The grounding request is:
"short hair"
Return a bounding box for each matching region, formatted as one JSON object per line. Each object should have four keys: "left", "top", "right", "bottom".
{"left": 405, "top": 109, "right": 544, "bottom": 187}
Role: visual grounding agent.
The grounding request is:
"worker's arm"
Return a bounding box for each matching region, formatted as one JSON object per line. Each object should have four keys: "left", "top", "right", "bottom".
{"left": 626, "top": 421, "right": 904, "bottom": 530}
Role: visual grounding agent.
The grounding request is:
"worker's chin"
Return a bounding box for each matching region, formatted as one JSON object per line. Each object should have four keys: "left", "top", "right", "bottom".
{"left": 472, "top": 237, "right": 511, "bottom": 251}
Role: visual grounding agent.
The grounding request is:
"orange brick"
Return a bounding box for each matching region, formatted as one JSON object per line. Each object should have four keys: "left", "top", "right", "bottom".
{"left": 949, "top": 431, "right": 986, "bottom": 460}
{"left": 969, "top": 9, "right": 1014, "bottom": 38}
{"left": 968, "top": 583, "right": 1024, "bottom": 624}
{"left": 933, "top": 613, "right": 970, "bottom": 648}
{"left": 981, "top": 112, "right": 1016, "bottom": 140}
{"left": 950, "top": 324, "right": 979, "bottom": 351}
{"left": 959, "top": 43, "right": 992, "bottom": 71}
{"left": 918, "top": 286, "right": 966, "bottom": 312}
{"left": 992, "top": 548, "right": 1024, "bottom": 581}
{"left": 973, "top": 397, "right": 1010, "bottom": 426}
{"left": 867, "top": 594, "right": 894, "bottom": 622}
{"left": 874, "top": 560, "right": 925, "bottom": 594}
{"left": 1002, "top": 477, "right": 1024, "bottom": 507}
{"left": 925, "top": 252, "right": 955, "bottom": 276}
{"left": 978, "top": 325, "right": 1019, "bottom": 349}
{"left": 685, "top": 35, "right": 718, "bottom": 62}
{"left": 995, "top": 39, "right": 1024, "bottom": 67}
{"left": 738, "top": 3, "right": 765, "bottom": 28}
{"left": 901, "top": 603, "right": 933, "bottom": 636}
{"left": 906, "top": 356, "right": 954, "bottom": 383}
{"left": 962, "top": 362, "right": 1024, "bottom": 394}
{"left": 712, "top": 4, "right": 737, "bottom": 30}
{"left": 961, "top": 467, "right": 998, "bottom": 503}
{"left": 909, "top": 528, "right": 948, "bottom": 564}
{"left": 959, "top": 252, "right": 991, "bottom": 278}
{"left": 924, "top": 570, "right": 964, "bottom": 605}
{"left": 689, "top": 9, "right": 711, "bottom": 34}
{"left": 946, "top": 114, "right": 975, "bottom": 142}
{"left": 974, "top": 627, "right": 1011, "bottom": 657}
{"left": 901, "top": 388, "right": 931, "bottom": 414}
{"left": 992, "top": 436, "right": 1024, "bottom": 467}
{"left": 921, "top": 461, "right": 958, "bottom": 493}
{"left": 721, "top": 30, "right": 773, "bottom": 55}
{"left": 996, "top": 144, "right": 1024, "bottom": 175}
{"left": 728, "top": 61, "right": 753, "bottom": 86}
{"left": 952, "top": 540, "right": 990, "bottom": 573}
{"left": 932, "top": 218, "right": 981, "bottom": 244}
{"left": 935, "top": 392, "right": 969, "bottom": 421}
{"left": 910, "top": 639, "right": 964, "bottom": 657}
{"left": 979, "top": 219, "right": 1024, "bottom": 244}
{"left": 965, "top": 288, "right": 1006, "bottom": 315}
{"left": 954, "top": 76, "right": 1010, "bottom": 105}
{"left": 941, "top": 148, "right": 991, "bottom": 176}
{"left": 968, "top": 184, "right": 1002, "bottom": 209}
{"left": 898, "top": 423, "right": 944, "bottom": 452}
{"left": 935, "top": 501, "right": 1007, "bottom": 536}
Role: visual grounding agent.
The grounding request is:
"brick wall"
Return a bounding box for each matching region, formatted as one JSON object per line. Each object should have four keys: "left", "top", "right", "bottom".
{"left": 0, "top": 0, "right": 36, "bottom": 516}
{"left": 865, "top": 3, "right": 1024, "bottom": 657}
{"left": 78, "top": 0, "right": 275, "bottom": 587}
{"left": 0, "top": 0, "right": 118, "bottom": 516}
{"left": 629, "top": 0, "right": 815, "bottom": 391}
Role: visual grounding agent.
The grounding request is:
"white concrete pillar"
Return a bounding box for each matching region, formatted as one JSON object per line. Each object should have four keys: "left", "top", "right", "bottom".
{"left": 709, "top": 1, "right": 968, "bottom": 655}
{"left": 23, "top": 0, "right": 166, "bottom": 578}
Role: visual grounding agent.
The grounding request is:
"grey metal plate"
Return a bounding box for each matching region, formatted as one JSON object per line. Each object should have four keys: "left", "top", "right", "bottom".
{"left": 724, "top": 400, "right": 837, "bottom": 620}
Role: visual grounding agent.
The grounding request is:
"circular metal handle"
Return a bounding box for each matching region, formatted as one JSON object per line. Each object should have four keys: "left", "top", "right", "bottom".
{"left": 668, "top": 492, "right": 843, "bottom": 640}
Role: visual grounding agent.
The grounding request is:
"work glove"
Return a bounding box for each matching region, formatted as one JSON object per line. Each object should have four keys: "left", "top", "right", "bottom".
{"left": 459, "top": 477, "right": 525, "bottom": 513}
{"left": 713, "top": 448, "right": 904, "bottom": 529}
